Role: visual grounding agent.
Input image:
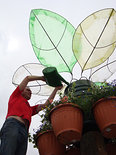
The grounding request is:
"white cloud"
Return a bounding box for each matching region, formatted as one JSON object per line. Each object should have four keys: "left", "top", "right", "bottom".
{"left": 0, "top": 31, "right": 8, "bottom": 53}
{"left": 7, "top": 36, "right": 20, "bottom": 52}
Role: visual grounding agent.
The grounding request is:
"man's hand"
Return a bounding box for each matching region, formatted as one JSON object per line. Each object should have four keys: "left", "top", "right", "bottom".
{"left": 36, "top": 84, "right": 63, "bottom": 112}
{"left": 40, "top": 76, "right": 46, "bottom": 82}
{"left": 55, "top": 85, "right": 63, "bottom": 91}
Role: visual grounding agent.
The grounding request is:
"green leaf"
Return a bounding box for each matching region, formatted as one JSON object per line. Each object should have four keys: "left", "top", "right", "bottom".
{"left": 29, "top": 9, "right": 76, "bottom": 73}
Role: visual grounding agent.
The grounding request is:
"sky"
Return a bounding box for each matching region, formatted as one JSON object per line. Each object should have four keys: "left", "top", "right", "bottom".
{"left": 0, "top": 0, "right": 116, "bottom": 154}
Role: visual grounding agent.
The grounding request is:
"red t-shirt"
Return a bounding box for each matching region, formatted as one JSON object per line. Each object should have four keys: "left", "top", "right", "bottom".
{"left": 6, "top": 86, "right": 39, "bottom": 126}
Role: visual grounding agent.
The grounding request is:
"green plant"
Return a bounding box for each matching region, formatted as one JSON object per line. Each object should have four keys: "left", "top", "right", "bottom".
{"left": 28, "top": 112, "right": 53, "bottom": 148}
{"left": 28, "top": 94, "right": 70, "bottom": 147}
{"left": 28, "top": 122, "right": 52, "bottom": 148}
{"left": 42, "top": 79, "right": 116, "bottom": 125}
{"left": 28, "top": 133, "right": 37, "bottom": 148}
{"left": 91, "top": 81, "right": 116, "bottom": 102}
{"left": 62, "top": 79, "right": 116, "bottom": 120}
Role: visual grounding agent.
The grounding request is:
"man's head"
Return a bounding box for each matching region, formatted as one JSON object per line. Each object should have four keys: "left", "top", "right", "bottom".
{"left": 21, "top": 86, "right": 32, "bottom": 100}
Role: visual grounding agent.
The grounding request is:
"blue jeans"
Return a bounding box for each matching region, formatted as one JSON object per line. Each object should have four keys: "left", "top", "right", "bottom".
{"left": 0, "top": 118, "right": 28, "bottom": 155}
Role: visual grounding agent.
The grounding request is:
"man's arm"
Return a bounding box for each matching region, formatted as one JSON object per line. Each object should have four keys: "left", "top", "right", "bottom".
{"left": 19, "top": 76, "right": 45, "bottom": 91}
{"left": 36, "top": 85, "right": 63, "bottom": 112}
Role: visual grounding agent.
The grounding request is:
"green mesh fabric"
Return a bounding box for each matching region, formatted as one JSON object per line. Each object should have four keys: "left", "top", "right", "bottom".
{"left": 29, "top": 9, "right": 76, "bottom": 73}
{"left": 73, "top": 8, "right": 116, "bottom": 71}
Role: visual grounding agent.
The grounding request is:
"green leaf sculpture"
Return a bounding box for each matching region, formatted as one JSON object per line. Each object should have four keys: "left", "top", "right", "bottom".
{"left": 29, "top": 9, "right": 76, "bottom": 73}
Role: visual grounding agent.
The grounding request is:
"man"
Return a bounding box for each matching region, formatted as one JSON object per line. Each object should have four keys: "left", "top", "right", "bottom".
{"left": 0, "top": 75, "right": 63, "bottom": 155}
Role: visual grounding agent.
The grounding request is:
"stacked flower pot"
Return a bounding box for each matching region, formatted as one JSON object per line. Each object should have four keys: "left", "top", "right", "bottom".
{"left": 35, "top": 102, "right": 82, "bottom": 155}
{"left": 35, "top": 80, "right": 116, "bottom": 155}
{"left": 36, "top": 130, "right": 66, "bottom": 155}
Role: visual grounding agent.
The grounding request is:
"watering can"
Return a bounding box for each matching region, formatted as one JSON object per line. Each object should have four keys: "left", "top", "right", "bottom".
{"left": 42, "top": 67, "right": 69, "bottom": 87}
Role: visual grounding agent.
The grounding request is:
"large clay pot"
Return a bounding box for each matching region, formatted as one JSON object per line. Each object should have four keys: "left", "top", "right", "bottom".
{"left": 93, "top": 97, "right": 116, "bottom": 138}
{"left": 36, "top": 130, "right": 66, "bottom": 155}
{"left": 106, "top": 143, "right": 116, "bottom": 155}
{"left": 50, "top": 103, "right": 83, "bottom": 145}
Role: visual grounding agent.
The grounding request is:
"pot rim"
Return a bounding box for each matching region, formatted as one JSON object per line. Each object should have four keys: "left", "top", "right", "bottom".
{"left": 36, "top": 130, "right": 53, "bottom": 137}
{"left": 49, "top": 102, "right": 83, "bottom": 121}
{"left": 35, "top": 130, "right": 54, "bottom": 143}
{"left": 92, "top": 96, "right": 116, "bottom": 109}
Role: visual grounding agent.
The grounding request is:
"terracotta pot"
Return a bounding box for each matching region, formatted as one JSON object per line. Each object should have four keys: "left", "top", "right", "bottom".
{"left": 106, "top": 143, "right": 116, "bottom": 155}
{"left": 50, "top": 103, "right": 83, "bottom": 145}
{"left": 93, "top": 97, "right": 116, "bottom": 138}
{"left": 36, "top": 130, "right": 66, "bottom": 155}
{"left": 66, "top": 147, "right": 80, "bottom": 155}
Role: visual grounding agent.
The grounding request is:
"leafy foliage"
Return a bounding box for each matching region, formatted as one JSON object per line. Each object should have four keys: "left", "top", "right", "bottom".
{"left": 67, "top": 80, "right": 116, "bottom": 120}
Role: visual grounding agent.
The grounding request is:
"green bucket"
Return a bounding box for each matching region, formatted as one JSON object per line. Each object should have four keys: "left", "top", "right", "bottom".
{"left": 42, "top": 67, "right": 69, "bottom": 87}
